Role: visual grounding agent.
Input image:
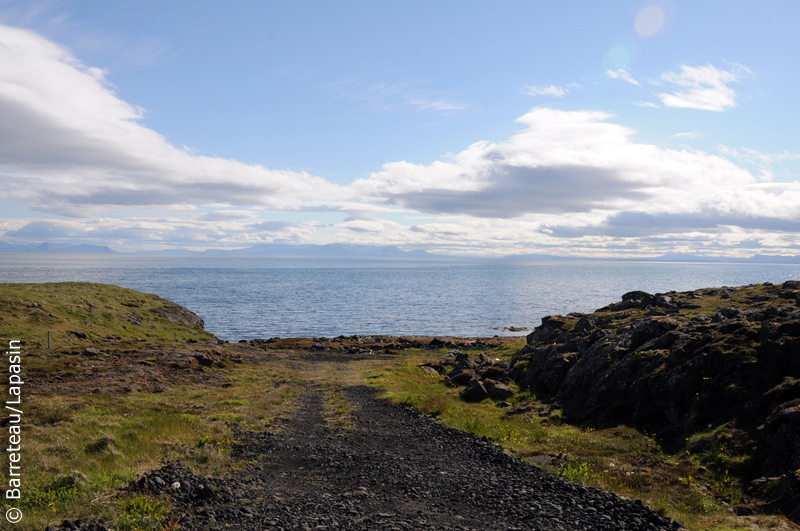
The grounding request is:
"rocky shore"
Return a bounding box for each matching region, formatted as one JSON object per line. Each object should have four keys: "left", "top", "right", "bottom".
{"left": 434, "top": 281, "right": 800, "bottom": 523}
{"left": 9, "top": 280, "right": 800, "bottom": 529}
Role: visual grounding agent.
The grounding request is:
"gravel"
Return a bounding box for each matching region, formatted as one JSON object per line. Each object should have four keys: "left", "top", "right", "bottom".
{"left": 52, "top": 385, "right": 685, "bottom": 531}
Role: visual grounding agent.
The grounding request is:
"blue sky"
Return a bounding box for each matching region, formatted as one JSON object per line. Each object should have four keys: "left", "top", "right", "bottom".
{"left": 1, "top": 0, "right": 799, "bottom": 256}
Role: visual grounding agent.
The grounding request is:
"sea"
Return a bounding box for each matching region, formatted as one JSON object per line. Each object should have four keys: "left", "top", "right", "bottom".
{"left": 1, "top": 253, "right": 799, "bottom": 342}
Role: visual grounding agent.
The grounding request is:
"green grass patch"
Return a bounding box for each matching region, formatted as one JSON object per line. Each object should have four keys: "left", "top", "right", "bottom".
{"left": 115, "top": 493, "right": 172, "bottom": 531}
{"left": 486, "top": 341, "right": 526, "bottom": 359}
{"left": 363, "top": 352, "right": 779, "bottom": 531}
{"left": 15, "top": 362, "right": 300, "bottom": 530}
{"left": 0, "top": 282, "right": 215, "bottom": 348}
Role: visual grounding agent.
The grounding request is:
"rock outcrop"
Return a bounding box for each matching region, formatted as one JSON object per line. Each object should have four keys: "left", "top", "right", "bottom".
{"left": 508, "top": 281, "right": 800, "bottom": 521}
{"left": 151, "top": 303, "right": 205, "bottom": 328}
{"left": 420, "top": 351, "right": 517, "bottom": 402}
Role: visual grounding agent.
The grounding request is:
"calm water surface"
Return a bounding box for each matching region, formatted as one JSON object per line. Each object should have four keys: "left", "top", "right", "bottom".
{"left": 1, "top": 254, "right": 799, "bottom": 341}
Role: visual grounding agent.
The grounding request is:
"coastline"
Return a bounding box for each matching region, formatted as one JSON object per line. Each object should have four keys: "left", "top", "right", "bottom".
{"left": 4, "top": 281, "right": 800, "bottom": 530}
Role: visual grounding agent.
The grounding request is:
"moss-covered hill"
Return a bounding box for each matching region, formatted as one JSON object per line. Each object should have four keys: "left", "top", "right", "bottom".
{"left": 0, "top": 283, "right": 298, "bottom": 531}
{"left": 0, "top": 282, "right": 215, "bottom": 347}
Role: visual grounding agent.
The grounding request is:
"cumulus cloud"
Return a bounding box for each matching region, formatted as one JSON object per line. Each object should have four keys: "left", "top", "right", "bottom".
{"left": 526, "top": 85, "right": 567, "bottom": 97}
{"left": 198, "top": 210, "right": 260, "bottom": 221}
{"left": 605, "top": 69, "right": 639, "bottom": 86}
{"left": 353, "top": 107, "right": 756, "bottom": 219}
{"left": 341, "top": 106, "right": 800, "bottom": 254}
{"left": 0, "top": 24, "right": 347, "bottom": 216}
{"left": 658, "top": 64, "right": 739, "bottom": 111}
{"left": 2, "top": 25, "right": 798, "bottom": 257}
{"left": 247, "top": 221, "right": 297, "bottom": 232}
{"left": 2, "top": 215, "right": 315, "bottom": 250}
{"left": 547, "top": 209, "right": 800, "bottom": 239}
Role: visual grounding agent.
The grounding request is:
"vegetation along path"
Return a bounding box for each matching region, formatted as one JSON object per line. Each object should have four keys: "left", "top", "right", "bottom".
{"left": 130, "top": 380, "right": 683, "bottom": 531}
{"left": 13, "top": 282, "right": 796, "bottom": 530}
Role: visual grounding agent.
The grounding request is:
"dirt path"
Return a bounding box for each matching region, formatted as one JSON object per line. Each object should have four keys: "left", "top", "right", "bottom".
{"left": 142, "top": 383, "right": 682, "bottom": 531}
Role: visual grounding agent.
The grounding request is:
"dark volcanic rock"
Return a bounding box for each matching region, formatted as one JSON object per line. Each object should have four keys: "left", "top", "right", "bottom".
{"left": 525, "top": 315, "right": 569, "bottom": 345}
{"left": 461, "top": 378, "right": 489, "bottom": 402}
{"left": 151, "top": 303, "right": 205, "bottom": 328}
{"left": 481, "top": 364, "right": 508, "bottom": 380}
{"left": 448, "top": 368, "right": 476, "bottom": 386}
{"left": 46, "top": 518, "right": 109, "bottom": 531}
{"left": 764, "top": 470, "right": 800, "bottom": 521}
{"left": 509, "top": 282, "right": 800, "bottom": 523}
{"left": 484, "top": 379, "right": 515, "bottom": 400}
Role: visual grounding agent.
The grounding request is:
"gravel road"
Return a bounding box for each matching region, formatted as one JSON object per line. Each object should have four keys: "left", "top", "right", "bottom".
{"left": 116, "top": 385, "right": 685, "bottom": 531}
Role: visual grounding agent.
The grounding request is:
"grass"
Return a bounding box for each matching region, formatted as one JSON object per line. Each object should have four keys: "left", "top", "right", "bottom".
{"left": 15, "top": 358, "right": 301, "bottom": 530}
{"left": 115, "top": 493, "right": 170, "bottom": 531}
{"left": 0, "top": 282, "right": 304, "bottom": 530}
{"left": 323, "top": 384, "right": 357, "bottom": 430}
{"left": 364, "top": 352, "right": 794, "bottom": 531}
{"left": 6, "top": 281, "right": 799, "bottom": 531}
{"left": 0, "top": 282, "right": 216, "bottom": 348}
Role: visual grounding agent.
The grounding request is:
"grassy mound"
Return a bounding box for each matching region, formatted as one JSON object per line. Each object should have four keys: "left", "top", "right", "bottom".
{"left": 0, "top": 282, "right": 214, "bottom": 347}
{"left": 0, "top": 282, "right": 300, "bottom": 531}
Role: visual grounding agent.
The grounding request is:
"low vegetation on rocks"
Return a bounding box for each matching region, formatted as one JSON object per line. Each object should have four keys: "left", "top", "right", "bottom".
{"left": 4, "top": 281, "right": 800, "bottom": 530}
{"left": 510, "top": 282, "right": 800, "bottom": 522}
{"left": 383, "top": 281, "right": 800, "bottom": 530}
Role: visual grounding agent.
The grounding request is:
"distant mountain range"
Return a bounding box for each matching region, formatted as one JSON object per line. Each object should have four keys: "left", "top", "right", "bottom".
{"left": 199, "top": 243, "right": 432, "bottom": 258}
{"left": 1, "top": 240, "right": 799, "bottom": 263}
{"left": 0, "top": 241, "right": 118, "bottom": 254}
{"left": 0, "top": 241, "right": 431, "bottom": 258}
{"left": 501, "top": 252, "right": 800, "bottom": 263}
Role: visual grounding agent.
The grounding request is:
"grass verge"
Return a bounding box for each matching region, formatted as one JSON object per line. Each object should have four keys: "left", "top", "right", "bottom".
{"left": 13, "top": 356, "right": 300, "bottom": 531}
{"left": 364, "top": 350, "right": 795, "bottom": 531}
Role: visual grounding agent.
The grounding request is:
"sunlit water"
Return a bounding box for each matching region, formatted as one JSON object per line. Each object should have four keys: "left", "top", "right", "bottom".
{"left": 1, "top": 254, "right": 799, "bottom": 341}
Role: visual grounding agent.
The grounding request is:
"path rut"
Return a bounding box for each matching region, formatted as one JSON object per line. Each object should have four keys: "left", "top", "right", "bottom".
{"left": 168, "top": 385, "right": 683, "bottom": 531}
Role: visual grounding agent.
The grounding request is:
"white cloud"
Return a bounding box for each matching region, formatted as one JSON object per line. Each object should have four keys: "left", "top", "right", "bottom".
{"left": 198, "top": 210, "right": 260, "bottom": 221}
{"left": 0, "top": 24, "right": 348, "bottom": 216}
{"left": 733, "top": 147, "right": 800, "bottom": 164}
{"left": 728, "top": 62, "right": 755, "bottom": 78}
{"left": 404, "top": 96, "right": 467, "bottom": 111}
{"left": 1, "top": 215, "right": 320, "bottom": 250}
{"left": 669, "top": 131, "right": 699, "bottom": 139}
{"left": 605, "top": 69, "right": 639, "bottom": 86}
{"left": 342, "top": 107, "right": 800, "bottom": 254}
{"left": 353, "top": 107, "right": 756, "bottom": 219}
{"left": 716, "top": 144, "right": 800, "bottom": 183}
{"left": 337, "top": 77, "right": 467, "bottom": 113}
{"left": 526, "top": 85, "right": 567, "bottom": 97}
{"left": 2, "top": 25, "right": 800, "bottom": 257}
{"left": 658, "top": 64, "right": 740, "bottom": 111}
{"left": 337, "top": 219, "right": 387, "bottom": 233}
{"left": 634, "top": 101, "right": 659, "bottom": 108}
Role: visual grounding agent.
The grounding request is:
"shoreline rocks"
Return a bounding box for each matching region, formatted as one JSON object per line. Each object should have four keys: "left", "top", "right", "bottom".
{"left": 506, "top": 282, "right": 800, "bottom": 522}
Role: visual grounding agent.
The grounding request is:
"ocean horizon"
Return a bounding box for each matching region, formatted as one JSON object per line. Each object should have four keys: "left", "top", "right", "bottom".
{"left": 2, "top": 253, "right": 799, "bottom": 342}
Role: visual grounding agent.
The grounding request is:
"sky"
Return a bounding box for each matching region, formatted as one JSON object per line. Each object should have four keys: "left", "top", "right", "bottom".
{"left": 0, "top": 0, "right": 799, "bottom": 257}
